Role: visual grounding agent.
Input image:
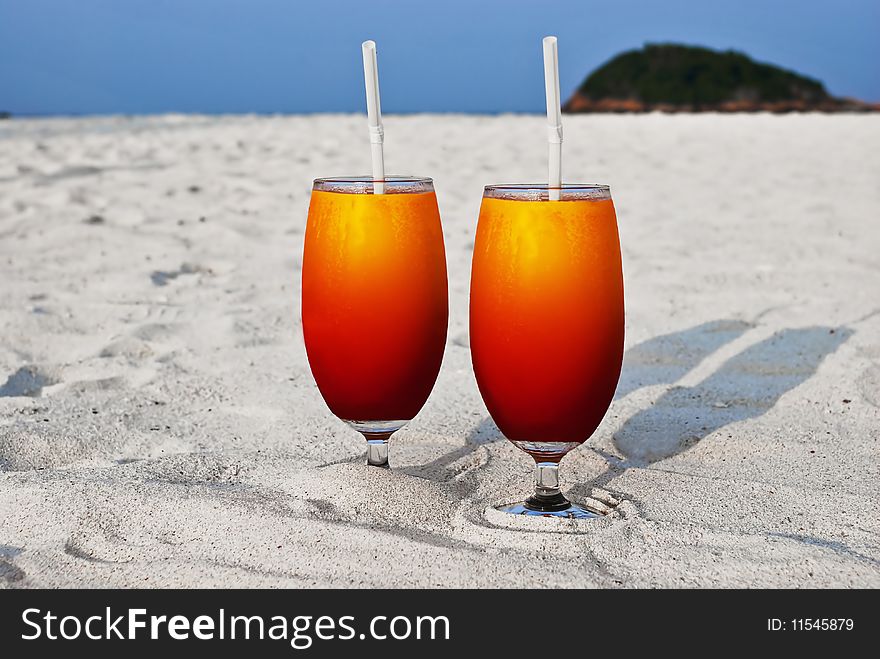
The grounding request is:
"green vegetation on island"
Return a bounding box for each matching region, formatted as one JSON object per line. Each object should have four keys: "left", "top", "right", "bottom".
{"left": 564, "top": 43, "right": 875, "bottom": 113}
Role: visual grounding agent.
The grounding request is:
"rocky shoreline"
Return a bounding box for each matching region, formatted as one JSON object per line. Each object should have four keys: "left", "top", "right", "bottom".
{"left": 563, "top": 95, "right": 880, "bottom": 113}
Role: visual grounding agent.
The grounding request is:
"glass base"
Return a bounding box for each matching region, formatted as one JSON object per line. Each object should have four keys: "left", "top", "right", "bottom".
{"left": 495, "top": 445, "right": 605, "bottom": 520}
{"left": 497, "top": 494, "right": 604, "bottom": 520}
{"left": 343, "top": 419, "right": 409, "bottom": 468}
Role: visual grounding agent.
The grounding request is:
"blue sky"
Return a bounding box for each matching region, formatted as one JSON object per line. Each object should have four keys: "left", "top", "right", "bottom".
{"left": 1, "top": 0, "right": 878, "bottom": 115}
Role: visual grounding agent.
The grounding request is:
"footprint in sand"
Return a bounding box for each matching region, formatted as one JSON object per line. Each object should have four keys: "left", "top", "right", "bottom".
{"left": 37, "top": 165, "right": 103, "bottom": 184}
{"left": 0, "top": 545, "right": 25, "bottom": 583}
{"left": 99, "top": 336, "right": 155, "bottom": 360}
{"left": 0, "top": 365, "right": 61, "bottom": 397}
{"left": 150, "top": 262, "right": 212, "bottom": 287}
{"left": 857, "top": 364, "right": 880, "bottom": 408}
{"left": 131, "top": 321, "right": 182, "bottom": 343}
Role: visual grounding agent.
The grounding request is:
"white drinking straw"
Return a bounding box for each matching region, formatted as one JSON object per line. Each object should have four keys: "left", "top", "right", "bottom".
{"left": 543, "top": 36, "right": 563, "bottom": 201}
{"left": 362, "top": 40, "right": 385, "bottom": 194}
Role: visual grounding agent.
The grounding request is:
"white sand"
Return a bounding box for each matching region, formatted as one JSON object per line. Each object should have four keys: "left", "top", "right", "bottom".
{"left": 0, "top": 113, "right": 878, "bottom": 588}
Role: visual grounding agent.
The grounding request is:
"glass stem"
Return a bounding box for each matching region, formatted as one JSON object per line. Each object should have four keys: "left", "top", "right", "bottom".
{"left": 525, "top": 460, "right": 571, "bottom": 512}
{"left": 364, "top": 433, "right": 390, "bottom": 468}
{"left": 534, "top": 461, "right": 561, "bottom": 498}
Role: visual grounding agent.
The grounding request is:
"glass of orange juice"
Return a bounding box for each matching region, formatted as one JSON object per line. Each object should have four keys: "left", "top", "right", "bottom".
{"left": 302, "top": 177, "right": 448, "bottom": 467}
{"left": 470, "top": 184, "right": 624, "bottom": 517}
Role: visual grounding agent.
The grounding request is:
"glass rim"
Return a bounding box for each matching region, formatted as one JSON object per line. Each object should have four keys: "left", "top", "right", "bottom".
{"left": 312, "top": 176, "right": 434, "bottom": 194}
{"left": 483, "top": 183, "right": 611, "bottom": 201}
{"left": 313, "top": 176, "right": 433, "bottom": 185}
{"left": 484, "top": 183, "right": 610, "bottom": 192}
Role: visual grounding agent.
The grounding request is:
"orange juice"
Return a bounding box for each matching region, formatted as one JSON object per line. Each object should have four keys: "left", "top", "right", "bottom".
{"left": 302, "top": 186, "right": 448, "bottom": 423}
{"left": 470, "top": 192, "right": 624, "bottom": 450}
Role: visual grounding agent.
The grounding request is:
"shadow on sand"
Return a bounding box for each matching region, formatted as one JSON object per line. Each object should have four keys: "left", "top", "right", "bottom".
{"left": 611, "top": 325, "right": 852, "bottom": 465}
{"left": 614, "top": 319, "right": 754, "bottom": 400}
{"left": 410, "top": 321, "right": 852, "bottom": 493}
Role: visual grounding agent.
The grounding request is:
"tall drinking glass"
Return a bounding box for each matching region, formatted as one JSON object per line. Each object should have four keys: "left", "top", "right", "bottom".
{"left": 302, "top": 177, "right": 448, "bottom": 467}
{"left": 470, "top": 184, "right": 624, "bottom": 518}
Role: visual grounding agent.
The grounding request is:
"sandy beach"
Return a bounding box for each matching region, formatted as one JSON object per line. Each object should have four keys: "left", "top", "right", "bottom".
{"left": 0, "top": 113, "right": 878, "bottom": 588}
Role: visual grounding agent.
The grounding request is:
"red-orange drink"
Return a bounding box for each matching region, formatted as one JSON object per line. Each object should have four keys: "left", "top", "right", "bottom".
{"left": 302, "top": 178, "right": 448, "bottom": 442}
{"left": 470, "top": 185, "right": 624, "bottom": 462}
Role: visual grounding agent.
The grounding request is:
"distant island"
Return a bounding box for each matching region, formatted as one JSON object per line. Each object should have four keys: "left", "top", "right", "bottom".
{"left": 564, "top": 43, "right": 878, "bottom": 113}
